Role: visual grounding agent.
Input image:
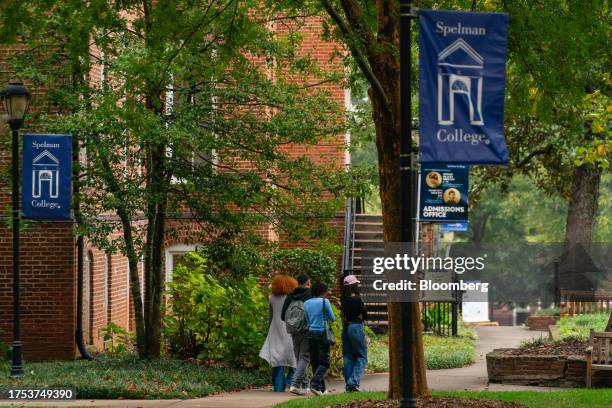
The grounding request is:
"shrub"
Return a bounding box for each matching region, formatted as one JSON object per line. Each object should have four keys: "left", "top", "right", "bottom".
{"left": 519, "top": 336, "right": 548, "bottom": 349}
{"left": 0, "top": 328, "right": 8, "bottom": 368}
{"left": 423, "top": 304, "right": 453, "bottom": 335}
{"left": 534, "top": 308, "right": 560, "bottom": 317}
{"left": 0, "top": 328, "right": 8, "bottom": 357}
{"left": 268, "top": 248, "right": 337, "bottom": 288}
{"left": 101, "top": 322, "right": 135, "bottom": 356}
{"left": 364, "top": 332, "right": 476, "bottom": 372}
{"left": 424, "top": 335, "right": 475, "bottom": 369}
{"left": 327, "top": 304, "right": 344, "bottom": 377}
{"left": 197, "top": 243, "right": 265, "bottom": 278}
{"left": 163, "top": 252, "right": 268, "bottom": 368}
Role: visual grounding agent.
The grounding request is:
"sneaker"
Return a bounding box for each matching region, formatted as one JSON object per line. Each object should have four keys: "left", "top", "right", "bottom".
{"left": 302, "top": 388, "right": 310, "bottom": 395}
{"left": 289, "top": 386, "right": 301, "bottom": 395}
{"left": 310, "top": 387, "right": 324, "bottom": 396}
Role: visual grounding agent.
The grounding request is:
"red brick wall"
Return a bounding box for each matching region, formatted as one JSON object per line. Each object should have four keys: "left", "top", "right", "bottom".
{"left": 0, "top": 222, "right": 76, "bottom": 360}
{"left": 0, "top": 50, "right": 77, "bottom": 359}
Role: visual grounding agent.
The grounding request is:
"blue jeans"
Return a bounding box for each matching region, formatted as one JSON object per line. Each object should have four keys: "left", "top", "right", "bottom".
{"left": 290, "top": 332, "right": 310, "bottom": 389}
{"left": 272, "top": 366, "right": 295, "bottom": 392}
{"left": 342, "top": 323, "right": 368, "bottom": 390}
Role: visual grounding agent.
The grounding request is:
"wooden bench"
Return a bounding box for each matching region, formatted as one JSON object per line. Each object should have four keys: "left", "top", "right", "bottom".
{"left": 586, "top": 329, "right": 612, "bottom": 387}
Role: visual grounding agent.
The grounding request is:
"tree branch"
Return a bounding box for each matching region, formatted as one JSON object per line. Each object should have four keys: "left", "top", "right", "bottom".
{"left": 515, "top": 144, "right": 553, "bottom": 168}
{"left": 320, "top": 0, "right": 391, "bottom": 113}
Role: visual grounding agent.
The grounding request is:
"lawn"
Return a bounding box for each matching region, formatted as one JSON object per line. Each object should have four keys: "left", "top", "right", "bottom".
{"left": 557, "top": 313, "right": 608, "bottom": 339}
{"left": 0, "top": 355, "right": 268, "bottom": 399}
{"left": 273, "top": 389, "right": 612, "bottom": 408}
{"left": 367, "top": 332, "right": 476, "bottom": 372}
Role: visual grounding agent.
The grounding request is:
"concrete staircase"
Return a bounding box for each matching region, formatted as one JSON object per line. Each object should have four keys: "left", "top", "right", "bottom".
{"left": 350, "top": 214, "right": 388, "bottom": 328}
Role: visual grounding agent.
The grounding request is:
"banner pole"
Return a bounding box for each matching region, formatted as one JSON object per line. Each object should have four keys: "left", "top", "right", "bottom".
{"left": 399, "top": 1, "right": 417, "bottom": 407}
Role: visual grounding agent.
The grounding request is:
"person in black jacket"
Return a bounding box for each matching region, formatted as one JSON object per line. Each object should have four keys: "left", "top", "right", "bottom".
{"left": 281, "top": 274, "right": 312, "bottom": 395}
{"left": 341, "top": 275, "right": 368, "bottom": 392}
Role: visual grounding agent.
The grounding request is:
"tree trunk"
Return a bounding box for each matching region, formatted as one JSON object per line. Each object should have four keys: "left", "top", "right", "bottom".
{"left": 560, "top": 164, "right": 602, "bottom": 312}
{"left": 119, "top": 214, "right": 147, "bottom": 359}
{"left": 143, "top": 141, "right": 168, "bottom": 359}
{"left": 369, "top": 27, "right": 428, "bottom": 397}
{"left": 471, "top": 210, "right": 489, "bottom": 246}
{"left": 564, "top": 165, "right": 602, "bottom": 250}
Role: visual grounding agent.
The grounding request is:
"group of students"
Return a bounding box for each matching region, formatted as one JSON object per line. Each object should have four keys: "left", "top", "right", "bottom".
{"left": 259, "top": 273, "right": 368, "bottom": 396}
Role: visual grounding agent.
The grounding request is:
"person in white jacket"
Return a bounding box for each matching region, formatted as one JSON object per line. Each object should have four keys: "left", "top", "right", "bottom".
{"left": 259, "top": 275, "right": 298, "bottom": 392}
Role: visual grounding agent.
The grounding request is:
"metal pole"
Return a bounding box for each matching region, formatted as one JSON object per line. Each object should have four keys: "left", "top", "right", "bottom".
{"left": 399, "top": 1, "right": 416, "bottom": 406}
{"left": 10, "top": 126, "right": 24, "bottom": 378}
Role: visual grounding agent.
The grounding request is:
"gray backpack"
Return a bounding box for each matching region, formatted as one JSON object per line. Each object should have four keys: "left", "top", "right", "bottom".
{"left": 285, "top": 300, "right": 308, "bottom": 334}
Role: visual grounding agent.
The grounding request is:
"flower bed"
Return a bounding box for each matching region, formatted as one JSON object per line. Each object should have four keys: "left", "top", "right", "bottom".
{"left": 487, "top": 342, "right": 612, "bottom": 388}
{"left": 526, "top": 315, "right": 559, "bottom": 331}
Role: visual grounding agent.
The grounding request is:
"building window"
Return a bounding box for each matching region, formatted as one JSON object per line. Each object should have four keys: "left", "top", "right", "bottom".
{"left": 164, "top": 244, "right": 198, "bottom": 282}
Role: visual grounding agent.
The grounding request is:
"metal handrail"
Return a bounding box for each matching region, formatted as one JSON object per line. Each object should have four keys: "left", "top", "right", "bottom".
{"left": 341, "top": 197, "right": 354, "bottom": 273}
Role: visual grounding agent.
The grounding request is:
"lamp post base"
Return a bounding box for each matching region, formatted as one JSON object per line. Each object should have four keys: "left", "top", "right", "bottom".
{"left": 10, "top": 341, "right": 24, "bottom": 378}
{"left": 400, "top": 398, "right": 417, "bottom": 408}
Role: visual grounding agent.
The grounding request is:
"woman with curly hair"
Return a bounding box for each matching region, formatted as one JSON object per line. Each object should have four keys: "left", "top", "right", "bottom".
{"left": 259, "top": 274, "right": 298, "bottom": 392}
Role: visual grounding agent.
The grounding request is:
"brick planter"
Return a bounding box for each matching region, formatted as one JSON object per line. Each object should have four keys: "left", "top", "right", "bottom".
{"left": 487, "top": 348, "right": 612, "bottom": 388}
{"left": 526, "top": 316, "right": 559, "bottom": 331}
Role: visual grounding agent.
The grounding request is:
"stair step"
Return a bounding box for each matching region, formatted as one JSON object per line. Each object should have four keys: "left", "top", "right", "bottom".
{"left": 353, "top": 222, "right": 384, "bottom": 232}
{"left": 355, "top": 214, "right": 383, "bottom": 223}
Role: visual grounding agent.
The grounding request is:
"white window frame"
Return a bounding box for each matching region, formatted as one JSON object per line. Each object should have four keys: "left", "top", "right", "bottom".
{"left": 165, "top": 244, "right": 199, "bottom": 282}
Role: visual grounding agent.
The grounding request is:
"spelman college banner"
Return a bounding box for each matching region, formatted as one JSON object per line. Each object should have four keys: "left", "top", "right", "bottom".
{"left": 22, "top": 134, "right": 72, "bottom": 220}
{"left": 419, "top": 9, "right": 509, "bottom": 164}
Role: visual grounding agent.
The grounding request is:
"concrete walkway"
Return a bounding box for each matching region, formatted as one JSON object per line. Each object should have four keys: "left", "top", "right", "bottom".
{"left": 4, "top": 326, "right": 557, "bottom": 408}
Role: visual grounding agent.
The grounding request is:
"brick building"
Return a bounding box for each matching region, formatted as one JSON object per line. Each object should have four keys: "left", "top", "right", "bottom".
{"left": 0, "top": 17, "right": 349, "bottom": 360}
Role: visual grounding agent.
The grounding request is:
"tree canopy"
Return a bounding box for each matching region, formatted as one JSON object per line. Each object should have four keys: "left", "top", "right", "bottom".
{"left": 1, "top": 0, "right": 356, "bottom": 357}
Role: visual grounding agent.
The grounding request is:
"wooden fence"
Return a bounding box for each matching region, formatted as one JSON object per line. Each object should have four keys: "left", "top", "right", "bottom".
{"left": 560, "top": 289, "right": 612, "bottom": 316}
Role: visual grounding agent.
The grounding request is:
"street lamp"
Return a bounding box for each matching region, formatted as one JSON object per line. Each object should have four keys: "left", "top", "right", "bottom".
{"left": 1, "top": 80, "right": 32, "bottom": 378}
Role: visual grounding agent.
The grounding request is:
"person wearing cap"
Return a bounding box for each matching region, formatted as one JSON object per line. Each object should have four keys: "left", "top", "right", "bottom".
{"left": 341, "top": 274, "right": 368, "bottom": 392}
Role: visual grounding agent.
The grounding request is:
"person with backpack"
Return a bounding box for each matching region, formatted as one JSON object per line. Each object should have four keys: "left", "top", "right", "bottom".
{"left": 341, "top": 275, "right": 368, "bottom": 392}
{"left": 304, "top": 282, "right": 335, "bottom": 396}
{"left": 259, "top": 275, "right": 298, "bottom": 392}
{"left": 281, "top": 274, "right": 312, "bottom": 395}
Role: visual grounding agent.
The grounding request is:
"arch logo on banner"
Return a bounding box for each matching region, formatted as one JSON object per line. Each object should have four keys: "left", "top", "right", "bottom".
{"left": 419, "top": 9, "right": 509, "bottom": 164}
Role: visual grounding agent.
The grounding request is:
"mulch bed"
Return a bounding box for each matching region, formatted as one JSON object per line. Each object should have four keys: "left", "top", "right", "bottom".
{"left": 502, "top": 339, "right": 589, "bottom": 356}
{"left": 332, "top": 397, "right": 527, "bottom": 408}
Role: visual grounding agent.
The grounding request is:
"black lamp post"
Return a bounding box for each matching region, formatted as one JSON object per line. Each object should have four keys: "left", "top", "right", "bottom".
{"left": 399, "top": 1, "right": 417, "bottom": 407}
{"left": 1, "top": 80, "right": 32, "bottom": 378}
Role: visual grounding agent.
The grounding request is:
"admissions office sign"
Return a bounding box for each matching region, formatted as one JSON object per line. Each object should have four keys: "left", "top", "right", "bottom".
{"left": 419, "top": 9, "right": 509, "bottom": 164}
{"left": 22, "top": 134, "right": 72, "bottom": 220}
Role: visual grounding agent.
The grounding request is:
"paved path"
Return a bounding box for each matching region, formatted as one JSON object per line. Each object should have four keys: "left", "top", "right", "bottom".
{"left": 5, "top": 326, "right": 557, "bottom": 408}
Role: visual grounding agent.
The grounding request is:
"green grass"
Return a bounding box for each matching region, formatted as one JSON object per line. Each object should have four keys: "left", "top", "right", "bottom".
{"left": 558, "top": 313, "right": 608, "bottom": 339}
{"left": 367, "top": 333, "right": 476, "bottom": 372}
{"left": 0, "top": 355, "right": 268, "bottom": 399}
{"left": 274, "top": 389, "right": 612, "bottom": 408}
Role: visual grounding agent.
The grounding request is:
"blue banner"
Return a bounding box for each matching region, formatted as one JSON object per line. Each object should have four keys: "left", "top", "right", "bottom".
{"left": 441, "top": 222, "right": 469, "bottom": 232}
{"left": 22, "top": 134, "right": 72, "bottom": 220}
{"left": 419, "top": 9, "right": 509, "bottom": 164}
{"left": 419, "top": 164, "right": 468, "bottom": 222}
